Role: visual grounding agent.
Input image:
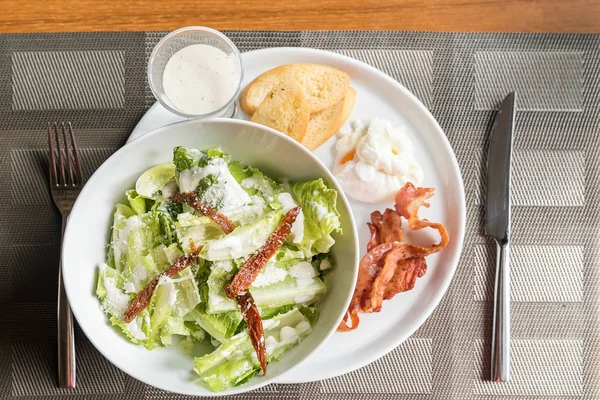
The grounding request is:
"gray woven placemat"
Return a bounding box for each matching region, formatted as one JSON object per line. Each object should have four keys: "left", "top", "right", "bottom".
{"left": 0, "top": 31, "right": 598, "bottom": 399}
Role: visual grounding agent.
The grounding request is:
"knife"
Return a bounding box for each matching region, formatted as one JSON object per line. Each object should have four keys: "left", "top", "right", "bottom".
{"left": 485, "top": 92, "right": 515, "bottom": 382}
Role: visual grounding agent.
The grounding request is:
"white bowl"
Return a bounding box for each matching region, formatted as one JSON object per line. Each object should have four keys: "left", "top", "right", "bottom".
{"left": 62, "top": 118, "right": 359, "bottom": 396}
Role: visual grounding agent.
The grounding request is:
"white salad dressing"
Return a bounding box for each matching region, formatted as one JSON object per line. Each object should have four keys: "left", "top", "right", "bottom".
{"left": 252, "top": 262, "right": 288, "bottom": 287}
{"left": 99, "top": 263, "right": 130, "bottom": 315}
{"left": 123, "top": 282, "right": 136, "bottom": 293}
{"left": 159, "top": 180, "right": 178, "bottom": 199}
{"left": 162, "top": 44, "right": 239, "bottom": 115}
{"left": 333, "top": 118, "right": 423, "bottom": 203}
{"left": 294, "top": 294, "right": 315, "bottom": 304}
{"left": 178, "top": 158, "right": 251, "bottom": 213}
{"left": 158, "top": 275, "right": 178, "bottom": 306}
{"left": 289, "top": 261, "right": 316, "bottom": 289}
{"left": 262, "top": 319, "right": 281, "bottom": 330}
{"left": 277, "top": 193, "right": 305, "bottom": 243}
{"left": 225, "top": 195, "right": 267, "bottom": 226}
{"left": 115, "top": 216, "right": 143, "bottom": 253}
{"left": 241, "top": 174, "right": 279, "bottom": 200}
{"left": 279, "top": 326, "right": 298, "bottom": 342}
{"left": 307, "top": 201, "right": 329, "bottom": 222}
{"left": 124, "top": 264, "right": 149, "bottom": 293}
{"left": 206, "top": 235, "right": 243, "bottom": 259}
{"left": 125, "top": 317, "right": 147, "bottom": 340}
{"left": 264, "top": 335, "right": 279, "bottom": 353}
{"left": 295, "top": 320, "right": 311, "bottom": 334}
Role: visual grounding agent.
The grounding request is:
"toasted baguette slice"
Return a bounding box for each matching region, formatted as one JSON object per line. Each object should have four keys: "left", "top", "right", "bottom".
{"left": 301, "top": 87, "right": 356, "bottom": 151}
{"left": 241, "top": 64, "right": 349, "bottom": 114}
{"left": 250, "top": 81, "right": 310, "bottom": 142}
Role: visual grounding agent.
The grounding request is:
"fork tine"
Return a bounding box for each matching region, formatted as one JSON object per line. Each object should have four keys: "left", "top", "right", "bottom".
{"left": 53, "top": 122, "right": 66, "bottom": 186}
{"left": 61, "top": 122, "right": 75, "bottom": 186}
{"left": 47, "top": 123, "right": 58, "bottom": 185}
{"left": 67, "top": 122, "right": 84, "bottom": 186}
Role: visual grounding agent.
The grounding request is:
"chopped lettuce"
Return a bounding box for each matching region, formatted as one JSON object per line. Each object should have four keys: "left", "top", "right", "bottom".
{"left": 193, "top": 308, "right": 312, "bottom": 392}
{"left": 96, "top": 254, "right": 201, "bottom": 350}
{"left": 206, "top": 260, "right": 238, "bottom": 313}
{"left": 186, "top": 305, "right": 243, "bottom": 343}
{"left": 111, "top": 204, "right": 135, "bottom": 271}
{"left": 201, "top": 211, "right": 283, "bottom": 261}
{"left": 206, "top": 259, "right": 326, "bottom": 313}
{"left": 139, "top": 267, "right": 202, "bottom": 350}
{"left": 159, "top": 316, "right": 190, "bottom": 346}
{"left": 230, "top": 161, "right": 282, "bottom": 204}
{"left": 173, "top": 146, "right": 225, "bottom": 172}
{"left": 289, "top": 179, "right": 341, "bottom": 255}
{"left": 126, "top": 189, "right": 147, "bottom": 215}
{"left": 175, "top": 212, "right": 224, "bottom": 252}
{"left": 135, "top": 162, "right": 176, "bottom": 199}
{"left": 97, "top": 146, "right": 340, "bottom": 392}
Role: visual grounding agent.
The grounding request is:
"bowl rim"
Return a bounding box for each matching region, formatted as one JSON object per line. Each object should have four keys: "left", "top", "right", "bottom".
{"left": 62, "top": 117, "right": 360, "bottom": 396}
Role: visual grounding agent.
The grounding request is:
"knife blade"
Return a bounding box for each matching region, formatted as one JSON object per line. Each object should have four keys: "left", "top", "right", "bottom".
{"left": 485, "top": 92, "right": 515, "bottom": 241}
{"left": 485, "top": 92, "right": 515, "bottom": 383}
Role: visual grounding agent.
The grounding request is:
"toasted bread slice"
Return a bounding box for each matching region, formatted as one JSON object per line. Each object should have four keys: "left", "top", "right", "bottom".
{"left": 301, "top": 87, "right": 356, "bottom": 151}
{"left": 241, "top": 64, "right": 349, "bottom": 114}
{"left": 250, "top": 81, "right": 310, "bottom": 142}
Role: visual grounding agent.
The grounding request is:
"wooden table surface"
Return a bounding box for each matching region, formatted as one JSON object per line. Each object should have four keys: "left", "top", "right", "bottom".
{"left": 1, "top": 0, "right": 599, "bottom": 33}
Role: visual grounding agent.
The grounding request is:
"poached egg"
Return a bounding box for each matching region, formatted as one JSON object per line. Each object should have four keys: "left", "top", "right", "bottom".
{"left": 333, "top": 118, "right": 423, "bottom": 203}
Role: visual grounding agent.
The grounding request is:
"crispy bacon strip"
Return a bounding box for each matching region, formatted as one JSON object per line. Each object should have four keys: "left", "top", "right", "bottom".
{"left": 224, "top": 206, "right": 301, "bottom": 298}
{"left": 367, "top": 209, "right": 403, "bottom": 251}
{"left": 170, "top": 192, "right": 235, "bottom": 234}
{"left": 366, "top": 252, "right": 427, "bottom": 312}
{"left": 385, "top": 257, "right": 427, "bottom": 300}
{"left": 123, "top": 243, "right": 202, "bottom": 323}
{"left": 338, "top": 182, "right": 449, "bottom": 331}
{"left": 338, "top": 241, "right": 402, "bottom": 331}
{"left": 367, "top": 212, "right": 382, "bottom": 251}
{"left": 394, "top": 182, "right": 449, "bottom": 252}
{"left": 380, "top": 209, "right": 404, "bottom": 244}
{"left": 236, "top": 292, "right": 267, "bottom": 375}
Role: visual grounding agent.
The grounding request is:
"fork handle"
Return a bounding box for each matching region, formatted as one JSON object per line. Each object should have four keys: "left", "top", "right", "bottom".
{"left": 58, "top": 214, "right": 76, "bottom": 388}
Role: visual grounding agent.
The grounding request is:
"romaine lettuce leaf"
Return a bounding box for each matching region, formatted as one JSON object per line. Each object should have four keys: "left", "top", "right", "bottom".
{"left": 174, "top": 212, "right": 224, "bottom": 251}
{"left": 201, "top": 211, "right": 283, "bottom": 261}
{"left": 119, "top": 211, "right": 164, "bottom": 284}
{"left": 126, "top": 189, "right": 147, "bottom": 215}
{"left": 206, "top": 260, "right": 238, "bottom": 313}
{"left": 174, "top": 148, "right": 252, "bottom": 217}
{"left": 186, "top": 305, "right": 243, "bottom": 343}
{"left": 184, "top": 321, "right": 207, "bottom": 342}
{"left": 290, "top": 179, "right": 341, "bottom": 236}
{"left": 193, "top": 308, "right": 312, "bottom": 392}
{"left": 206, "top": 259, "right": 326, "bottom": 313}
{"left": 144, "top": 267, "right": 202, "bottom": 350}
{"left": 111, "top": 204, "right": 135, "bottom": 271}
{"left": 289, "top": 179, "right": 341, "bottom": 256}
{"left": 159, "top": 316, "right": 190, "bottom": 346}
{"left": 229, "top": 162, "right": 282, "bottom": 203}
{"left": 135, "top": 162, "right": 176, "bottom": 199}
{"left": 173, "top": 146, "right": 219, "bottom": 172}
{"left": 97, "top": 253, "right": 201, "bottom": 350}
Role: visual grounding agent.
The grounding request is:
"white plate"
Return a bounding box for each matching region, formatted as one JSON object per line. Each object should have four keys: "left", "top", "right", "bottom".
{"left": 63, "top": 119, "right": 359, "bottom": 396}
{"left": 128, "top": 47, "right": 466, "bottom": 383}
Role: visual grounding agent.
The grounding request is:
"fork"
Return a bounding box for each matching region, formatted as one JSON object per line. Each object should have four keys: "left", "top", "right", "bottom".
{"left": 47, "top": 122, "right": 84, "bottom": 388}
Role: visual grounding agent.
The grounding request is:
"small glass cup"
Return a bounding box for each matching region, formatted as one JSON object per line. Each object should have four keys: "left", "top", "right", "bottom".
{"left": 147, "top": 26, "right": 243, "bottom": 119}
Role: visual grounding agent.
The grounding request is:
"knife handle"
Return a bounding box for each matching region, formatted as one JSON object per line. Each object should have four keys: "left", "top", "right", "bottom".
{"left": 491, "top": 239, "right": 510, "bottom": 382}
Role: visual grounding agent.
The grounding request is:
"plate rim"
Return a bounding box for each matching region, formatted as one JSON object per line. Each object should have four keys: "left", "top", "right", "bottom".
{"left": 129, "top": 46, "right": 467, "bottom": 384}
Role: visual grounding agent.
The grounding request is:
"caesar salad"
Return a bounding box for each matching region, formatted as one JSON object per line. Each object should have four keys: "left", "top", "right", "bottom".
{"left": 96, "top": 146, "right": 340, "bottom": 391}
